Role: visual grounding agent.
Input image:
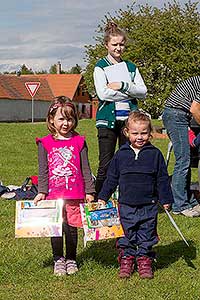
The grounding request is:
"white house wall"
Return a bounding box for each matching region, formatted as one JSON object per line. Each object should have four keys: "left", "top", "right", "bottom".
{"left": 0, "top": 99, "right": 51, "bottom": 122}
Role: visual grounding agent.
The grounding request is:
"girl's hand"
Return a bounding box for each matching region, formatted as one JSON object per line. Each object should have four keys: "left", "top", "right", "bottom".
{"left": 163, "top": 204, "right": 171, "bottom": 210}
{"left": 85, "top": 194, "right": 94, "bottom": 203}
{"left": 34, "top": 193, "right": 46, "bottom": 205}
{"left": 98, "top": 199, "right": 107, "bottom": 206}
{"left": 107, "top": 82, "right": 121, "bottom": 90}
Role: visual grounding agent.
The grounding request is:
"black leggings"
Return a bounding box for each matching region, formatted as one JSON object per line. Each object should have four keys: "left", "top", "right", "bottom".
{"left": 95, "top": 123, "right": 127, "bottom": 195}
{"left": 51, "top": 222, "right": 78, "bottom": 261}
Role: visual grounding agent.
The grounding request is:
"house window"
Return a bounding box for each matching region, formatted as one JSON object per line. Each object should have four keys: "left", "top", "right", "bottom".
{"left": 82, "top": 105, "right": 86, "bottom": 114}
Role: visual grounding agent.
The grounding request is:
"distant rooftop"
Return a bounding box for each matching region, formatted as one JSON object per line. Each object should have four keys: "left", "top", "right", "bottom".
{"left": 0, "top": 74, "right": 84, "bottom": 101}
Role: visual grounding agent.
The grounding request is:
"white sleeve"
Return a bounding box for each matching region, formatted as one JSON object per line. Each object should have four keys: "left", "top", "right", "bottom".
{"left": 94, "top": 66, "right": 147, "bottom": 102}
{"left": 93, "top": 66, "right": 129, "bottom": 102}
{"left": 125, "top": 67, "right": 147, "bottom": 99}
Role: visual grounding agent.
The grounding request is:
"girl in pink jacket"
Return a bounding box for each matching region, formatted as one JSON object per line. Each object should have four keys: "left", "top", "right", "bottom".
{"left": 34, "top": 96, "right": 95, "bottom": 276}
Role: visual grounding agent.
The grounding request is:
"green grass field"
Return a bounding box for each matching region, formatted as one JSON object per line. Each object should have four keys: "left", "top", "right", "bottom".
{"left": 1, "top": 119, "right": 200, "bottom": 300}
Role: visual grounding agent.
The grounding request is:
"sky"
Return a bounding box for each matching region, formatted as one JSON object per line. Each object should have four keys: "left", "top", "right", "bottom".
{"left": 0, "top": 0, "right": 198, "bottom": 73}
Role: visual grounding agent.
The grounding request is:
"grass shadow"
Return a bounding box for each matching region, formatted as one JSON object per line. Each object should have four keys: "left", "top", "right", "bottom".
{"left": 42, "top": 257, "right": 53, "bottom": 268}
{"left": 78, "top": 239, "right": 197, "bottom": 271}
{"left": 155, "top": 240, "right": 197, "bottom": 270}
{"left": 78, "top": 239, "right": 119, "bottom": 268}
{"left": 40, "top": 236, "right": 197, "bottom": 271}
{"left": 40, "top": 239, "right": 118, "bottom": 269}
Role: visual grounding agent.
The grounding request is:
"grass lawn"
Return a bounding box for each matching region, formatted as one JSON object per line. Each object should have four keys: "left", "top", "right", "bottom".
{"left": 0, "top": 119, "right": 200, "bottom": 300}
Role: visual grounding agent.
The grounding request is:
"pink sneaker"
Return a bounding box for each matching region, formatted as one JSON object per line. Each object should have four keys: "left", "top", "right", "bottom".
{"left": 66, "top": 259, "right": 78, "bottom": 275}
{"left": 54, "top": 257, "right": 66, "bottom": 276}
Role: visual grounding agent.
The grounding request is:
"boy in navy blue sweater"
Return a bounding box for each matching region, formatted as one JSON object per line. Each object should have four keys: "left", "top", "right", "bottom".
{"left": 98, "top": 111, "right": 173, "bottom": 279}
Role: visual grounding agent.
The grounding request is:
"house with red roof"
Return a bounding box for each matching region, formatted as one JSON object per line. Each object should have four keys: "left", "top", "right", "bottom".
{"left": 0, "top": 72, "right": 92, "bottom": 122}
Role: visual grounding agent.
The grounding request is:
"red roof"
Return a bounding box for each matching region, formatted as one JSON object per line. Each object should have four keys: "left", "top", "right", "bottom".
{"left": 0, "top": 74, "right": 84, "bottom": 101}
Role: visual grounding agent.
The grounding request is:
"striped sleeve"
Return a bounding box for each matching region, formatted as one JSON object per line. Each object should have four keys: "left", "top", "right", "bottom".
{"left": 165, "top": 76, "right": 200, "bottom": 110}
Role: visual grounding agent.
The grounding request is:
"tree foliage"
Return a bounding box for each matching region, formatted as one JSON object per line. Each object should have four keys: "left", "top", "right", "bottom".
{"left": 3, "top": 63, "right": 82, "bottom": 76}
{"left": 35, "top": 69, "right": 48, "bottom": 74}
{"left": 49, "top": 63, "right": 82, "bottom": 74}
{"left": 20, "top": 64, "right": 34, "bottom": 75}
{"left": 84, "top": 1, "right": 200, "bottom": 117}
{"left": 66, "top": 64, "right": 82, "bottom": 74}
{"left": 49, "top": 64, "right": 59, "bottom": 74}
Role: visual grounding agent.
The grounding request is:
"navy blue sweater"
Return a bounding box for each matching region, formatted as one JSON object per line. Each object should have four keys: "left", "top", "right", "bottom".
{"left": 98, "top": 142, "right": 174, "bottom": 206}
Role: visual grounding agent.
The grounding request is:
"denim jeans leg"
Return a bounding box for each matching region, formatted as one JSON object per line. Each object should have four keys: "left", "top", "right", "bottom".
{"left": 162, "top": 107, "right": 198, "bottom": 212}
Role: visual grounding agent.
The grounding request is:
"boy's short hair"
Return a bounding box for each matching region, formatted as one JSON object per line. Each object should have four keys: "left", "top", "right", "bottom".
{"left": 125, "top": 110, "right": 153, "bottom": 133}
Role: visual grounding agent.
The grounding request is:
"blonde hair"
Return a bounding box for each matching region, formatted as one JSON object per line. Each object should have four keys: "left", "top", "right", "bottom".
{"left": 47, "top": 96, "right": 78, "bottom": 135}
{"left": 104, "top": 21, "right": 127, "bottom": 45}
{"left": 125, "top": 111, "right": 153, "bottom": 134}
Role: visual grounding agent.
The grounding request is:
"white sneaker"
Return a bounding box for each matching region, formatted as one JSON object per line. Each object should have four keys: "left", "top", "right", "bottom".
{"left": 54, "top": 257, "right": 66, "bottom": 276}
{"left": 192, "top": 204, "right": 200, "bottom": 214}
{"left": 180, "top": 208, "right": 200, "bottom": 217}
{"left": 66, "top": 259, "right": 78, "bottom": 275}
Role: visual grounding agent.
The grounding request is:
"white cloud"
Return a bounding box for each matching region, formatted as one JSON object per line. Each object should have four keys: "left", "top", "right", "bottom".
{"left": 0, "top": 0, "right": 198, "bottom": 73}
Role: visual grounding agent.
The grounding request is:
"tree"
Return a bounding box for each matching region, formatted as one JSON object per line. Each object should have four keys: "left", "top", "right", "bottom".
{"left": 49, "top": 63, "right": 66, "bottom": 74}
{"left": 35, "top": 69, "right": 48, "bottom": 74}
{"left": 49, "top": 64, "right": 58, "bottom": 74}
{"left": 84, "top": 1, "right": 200, "bottom": 118}
{"left": 68, "top": 64, "right": 82, "bottom": 74}
{"left": 20, "top": 64, "right": 34, "bottom": 75}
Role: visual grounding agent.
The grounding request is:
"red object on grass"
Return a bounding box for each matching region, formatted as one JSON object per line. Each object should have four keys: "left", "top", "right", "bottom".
{"left": 30, "top": 176, "right": 38, "bottom": 185}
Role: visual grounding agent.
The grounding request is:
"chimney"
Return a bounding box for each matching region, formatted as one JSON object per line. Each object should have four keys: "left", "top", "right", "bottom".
{"left": 56, "top": 61, "right": 61, "bottom": 74}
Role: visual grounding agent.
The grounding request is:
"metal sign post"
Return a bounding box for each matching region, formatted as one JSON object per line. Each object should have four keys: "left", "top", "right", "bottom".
{"left": 31, "top": 96, "right": 34, "bottom": 123}
{"left": 25, "top": 82, "right": 40, "bottom": 123}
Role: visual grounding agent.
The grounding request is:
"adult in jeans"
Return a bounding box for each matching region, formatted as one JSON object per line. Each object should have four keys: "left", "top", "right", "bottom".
{"left": 93, "top": 22, "right": 147, "bottom": 195}
{"left": 162, "top": 76, "right": 200, "bottom": 217}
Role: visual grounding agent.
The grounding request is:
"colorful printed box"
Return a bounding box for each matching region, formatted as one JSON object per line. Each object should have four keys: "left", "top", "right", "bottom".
{"left": 80, "top": 199, "right": 124, "bottom": 246}
{"left": 15, "top": 199, "right": 63, "bottom": 238}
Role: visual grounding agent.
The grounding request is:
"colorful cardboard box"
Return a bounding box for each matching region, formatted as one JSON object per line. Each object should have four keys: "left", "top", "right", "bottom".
{"left": 15, "top": 199, "right": 63, "bottom": 238}
{"left": 80, "top": 199, "right": 124, "bottom": 246}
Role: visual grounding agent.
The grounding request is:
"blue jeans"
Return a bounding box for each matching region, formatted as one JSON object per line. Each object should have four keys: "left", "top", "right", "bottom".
{"left": 162, "top": 107, "right": 198, "bottom": 212}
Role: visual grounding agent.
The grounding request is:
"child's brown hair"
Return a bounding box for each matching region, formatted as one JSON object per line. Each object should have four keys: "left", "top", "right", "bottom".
{"left": 124, "top": 110, "right": 153, "bottom": 134}
{"left": 104, "top": 21, "right": 127, "bottom": 45}
{"left": 47, "top": 96, "right": 78, "bottom": 135}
